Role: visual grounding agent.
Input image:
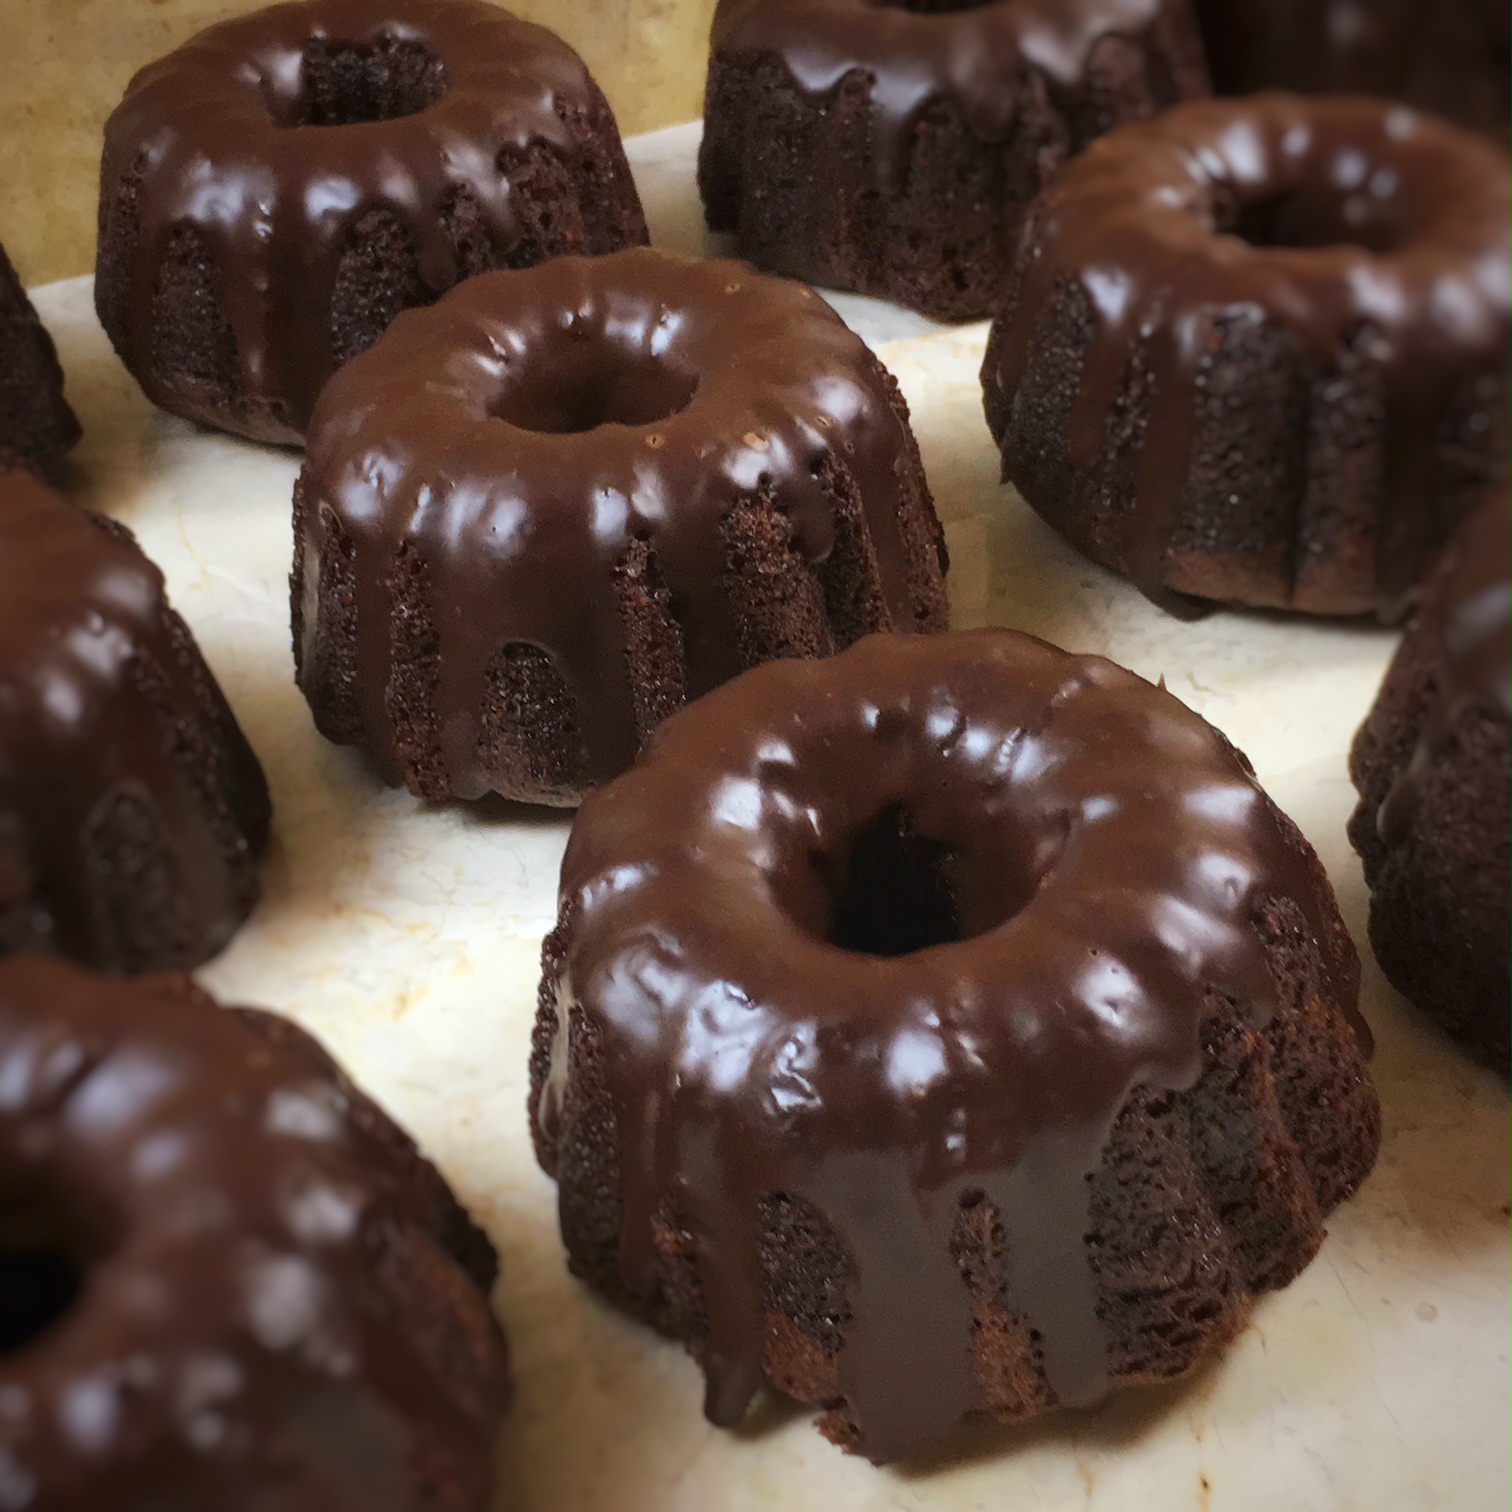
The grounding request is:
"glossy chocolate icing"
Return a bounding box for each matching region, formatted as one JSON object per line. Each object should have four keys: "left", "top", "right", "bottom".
{"left": 1379, "top": 496, "right": 1511, "bottom": 844}
{"left": 984, "top": 93, "right": 1512, "bottom": 617}
{"left": 294, "top": 246, "right": 946, "bottom": 801}
{"left": 711, "top": 0, "right": 1174, "bottom": 185}
{"left": 1195, "top": 0, "right": 1511, "bottom": 139}
{"left": 535, "top": 628, "right": 1364, "bottom": 1461}
{"left": 0, "top": 952, "right": 508, "bottom": 1509}
{"left": 0, "top": 473, "right": 268, "bottom": 970}
{"left": 99, "top": 0, "right": 645, "bottom": 444}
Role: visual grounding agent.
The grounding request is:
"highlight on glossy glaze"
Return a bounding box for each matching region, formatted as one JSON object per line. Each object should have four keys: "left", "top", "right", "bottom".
{"left": 0, "top": 952, "right": 509, "bottom": 1509}
{"left": 710, "top": 0, "right": 1175, "bottom": 184}
{"left": 983, "top": 93, "right": 1512, "bottom": 617}
{"left": 0, "top": 473, "right": 268, "bottom": 971}
{"left": 699, "top": 0, "right": 1209, "bottom": 319}
{"left": 293, "top": 247, "right": 949, "bottom": 804}
{"left": 532, "top": 629, "right": 1373, "bottom": 1462}
{"left": 1347, "top": 492, "right": 1510, "bottom": 1072}
{"left": 96, "top": 0, "right": 647, "bottom": 442}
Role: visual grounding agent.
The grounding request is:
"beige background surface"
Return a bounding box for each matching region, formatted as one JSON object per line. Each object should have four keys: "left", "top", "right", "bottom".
{"left": 0, "top": 0, "right": 714, "bottom": 283}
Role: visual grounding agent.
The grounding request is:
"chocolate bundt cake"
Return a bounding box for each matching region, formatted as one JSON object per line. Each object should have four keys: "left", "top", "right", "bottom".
{"left": 530, "top": 628, "right": 1382, "bottom": 1462}
{"left": 0, "top": 472, "right": 270, "bottom": 971}
{"left": 96, "top": 0, "right": 648, "bottom": 445}
{"left": 1194, "top": 0, "right": 1511, "bottom": 143}
{"left": 292, "top": 247, "right": 950, "bottom": 807}
{"left": 1349, "top": 495, "right": 1510, "bottom": 1073}
{"left": 982, "top": 93, "right": 1511, "bottom": 618}
{"left": 0, "top": 952, "right": 510, "bottom": 1508}
{"left": 0, "top": 243, "right": 81, "bottom": 482}
{"left": 698, "top": 0, "right": 1210, "bottom": 321}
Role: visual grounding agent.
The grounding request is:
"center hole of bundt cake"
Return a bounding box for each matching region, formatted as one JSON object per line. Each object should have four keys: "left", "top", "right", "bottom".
{"left": 278, "top": 36, "right": 448, "bottom": 127}
{"left": 822, "top": 804, "right": 969, "bottom": 957}
{"left": 492, "top": 350, "right": 699, "bottom": 435}
{"left": 0, "top": 1199, "right": 88, "bottom": 1355}
{"left": 1229, "top": 188, "right": 1405, "bottom": 256}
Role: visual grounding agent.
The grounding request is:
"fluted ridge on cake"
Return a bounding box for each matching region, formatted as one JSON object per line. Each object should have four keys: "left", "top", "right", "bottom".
{"left": 525, "top": 630, "right": 1380, "bottom": 1460}
{"left": 95, "top": 0, "right": 649, "bottom": 443}
{"left": 291, "top": 250, "right": 950, "bottom": 807}
{"left": 982, "top": 94, "right": 1511, "bottom": 617}
{"left": 1348, "top": 497, "right": 1510, "bottom": 1071}
{"left": 530, "top": 875, "right": 1379, "bottom": 1449}
{"left": 0, "top": 475, "right": 269, "bottom": 971}
{"left": 0, "top": 243, "right": 81, "bottom": 483}
{"left": 699, "top": 0, "right": 1210, "bottom": 321}
{"left": 0, "top": 954, "right": 509, "bottom": 1507}
{"left": 1194, "top": 0, "right": 1511, "bottom": 142}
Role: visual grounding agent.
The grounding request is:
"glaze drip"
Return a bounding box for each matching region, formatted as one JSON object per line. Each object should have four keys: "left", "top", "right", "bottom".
{"left": 711, "top": 0, "right": 1171, "bottom": 185}
{"left": 984, "top": 93, "right": 1512, "bottom": 617}
{"left": 0, "top": 474, "right": 268, "bottom": 970}
{"left": 0, "top": 953, "right": 508, "bottom": 1508}
{"left": 294, "top": 248, "right": 947, "bottom": 803}
{"left": 1379, "top": 496, "right": 1512, "bottom": 844}
{"left": 537, "top": 629, "right": 1365, "bottom": 1461}
{"left": 1195, "top": 0, "right": 1510, "bottom": 141}
{"left": 98, "top": 0, "right": 646, "bottom": 442}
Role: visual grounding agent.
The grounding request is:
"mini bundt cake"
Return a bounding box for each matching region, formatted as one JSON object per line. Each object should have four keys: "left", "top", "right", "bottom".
{"left": 1349, "top": 494, "right": 1510, "bottom": 1073}
{"left": 96, "top": 0, "right": 649, "bottom": 445}
{"left": 0, "top": 471, "right": 270, "bottom": 971}
{"left": 1194, "top": 0, "right": 1511, "bottom": 143}
{"left": 0, "top": 242, "right": 81, "bottom": 482}
{"left": 0, "top": 951, "right": 510, "bottom": 1509}
{"left": 982, "top": 93, "right": 1511, "bottom": 618}
{"left": 292, "top": 247, "right": 950, "bottom": 807}
{"left": 699, "top": 0, "right": 1210, "bottom": 321}
{"left": 530, "top": 628, "right": 1382, "bottom": 1462}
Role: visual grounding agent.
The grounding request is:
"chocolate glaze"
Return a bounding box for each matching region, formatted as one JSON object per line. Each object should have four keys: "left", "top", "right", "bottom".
{"left": 1379, "top": 495, "right": 1511, "bottom": 844}
{"left": 0, "top": 952, "right": 508, "bottom": 1509}
{"left": 1200, "top": 0, "right": 1478, "bottom": 91}
{"left": 711, "top": 0, "right": 1177, "bottom": 186}
{"left": 0, "top": 474, "right": 268, "bottom": 970}
{"left": 0, "top": 245, "right": 81, "bottom": 484}
{"left": 535, "top": 628, "right": 1365, "bottom": 1461}
{"left": 1195, "top": 0, "right": 1511, "bottom": 140}
{"left": 983, "top": 93, "right": 1512, "bottom": 618}
{"left": 294, "top": 246, "right": 946, "bottom": 801}
{"left": 98, "top": 0, "right": 646, "bottom": 444}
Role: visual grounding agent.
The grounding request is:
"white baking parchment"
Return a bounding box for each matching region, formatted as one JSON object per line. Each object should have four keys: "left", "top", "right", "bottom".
{"left": 28, "top": 121, "right": 1509, "bottom": 1512}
